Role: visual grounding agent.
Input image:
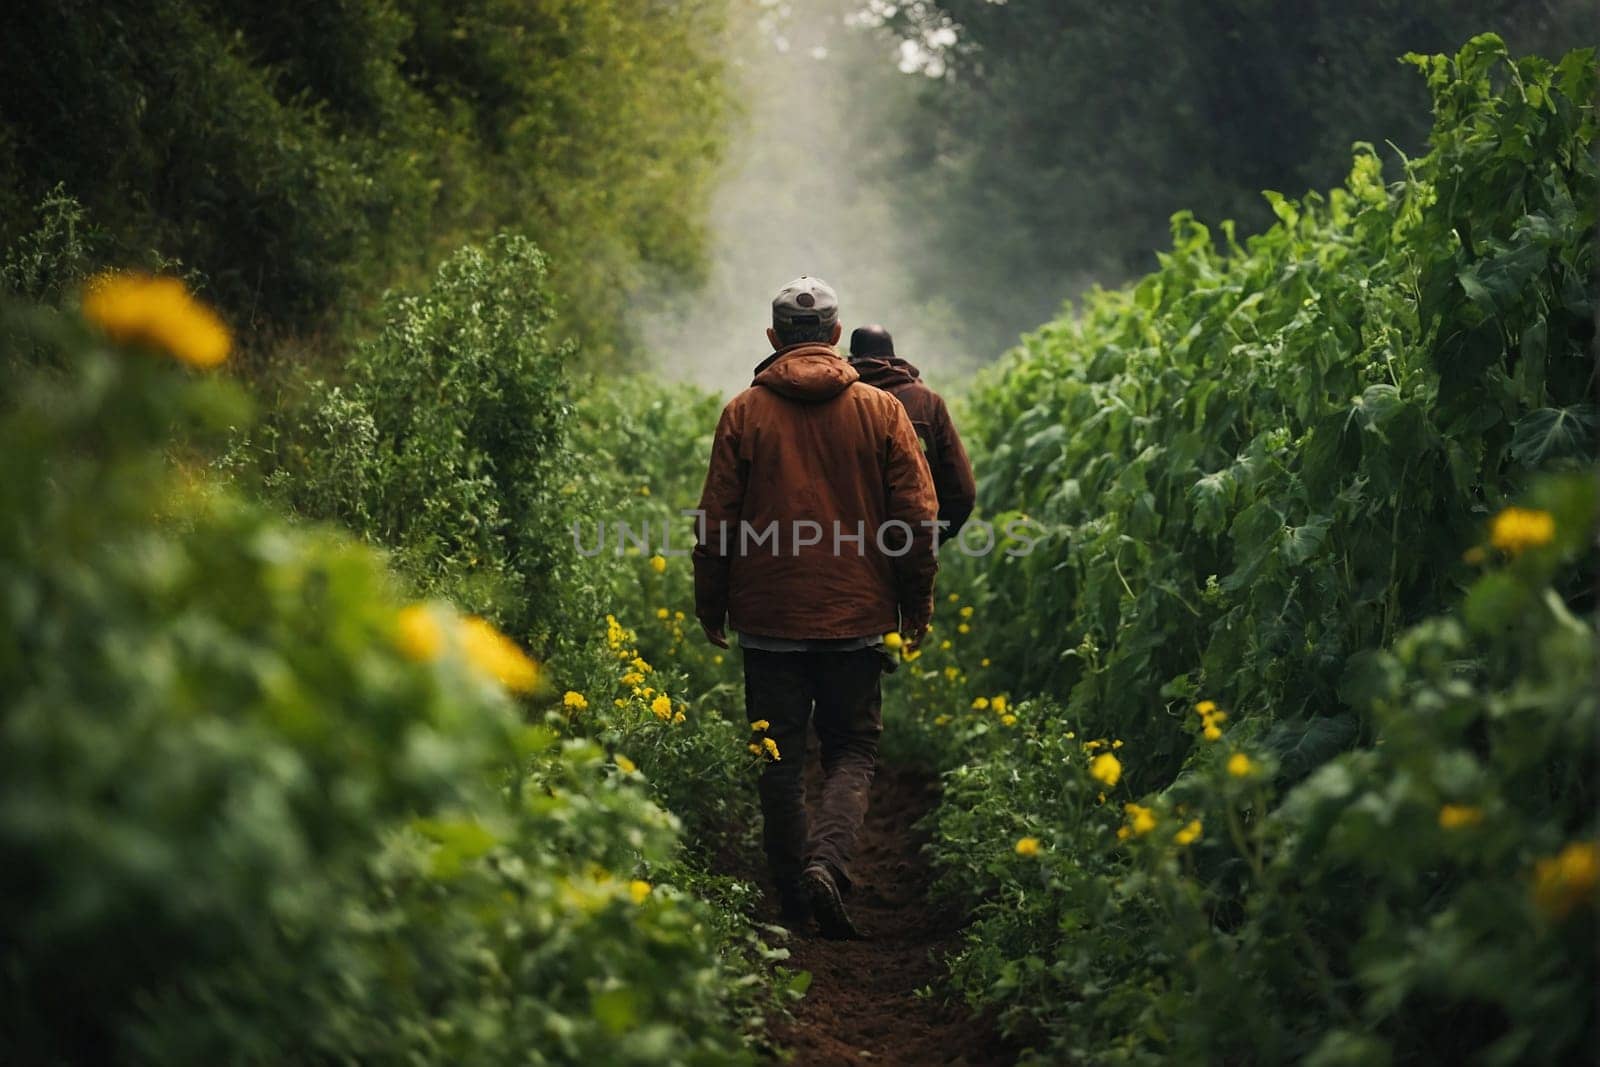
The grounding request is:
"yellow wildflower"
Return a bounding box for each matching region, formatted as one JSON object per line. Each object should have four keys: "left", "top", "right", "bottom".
{"left": 1438, "top": 804, "right": 1484, "bottom": 830}
{"left": 621, "top": 671, "right": 645, "bottom": 687}
{"left": 1089, "top": 752, "right": 1122, "bottom": 787}
{"left": 1174, "top": 819, "right": 1203, "bottom": 847}
{"left": 1001, "top": 714, "right": 1018, "bottom": 726}
{"left": 1123, "top": 803, "right": 1157, "bottom": 837}
{"left": 656, "top": 607, "right": 670, "bottom": 619}
{"left": 1489, "top": 507, "right": 1555, "bottom": 556}
{"left": 1532, "top": 841, "right": 1599, "bottom": 919}
{"left": 934, "top": 714, "right": 951, "bottom": 726}
{"left": 1227, "top": 752, "right": 1257, "bottom": 778}
{"left": 992, "top": 695, "right": 1008, "bottom": 714}
{"left": 562, "top": 690, "right": 588, "bottom": 711}
{"left": 649, "top": 554, "right": 667, "bottom": 573}
{"left": 641, "top": 686, "right": 655, "bottom": 699}
{"left": 674, "top": 610, "right": 685, "bottom": 621}
{"left": 972, "top": 697, "right": 990, "bottom": 711}
{"left": 650, "top": 694, "right": 672, "bottom": 720}
{"left": 1461, "top": 545, "right": 1488, "bottom": 565}
{"left": 748, "top": 743, "right": 761, "bottom": 755}
{"left": 631, "top": 656, "right": 652, "bottom": 674}
{"left": 629, "top": 880, "right": 652, "bottom": 904}
{"left": 903, "top": 648, "right": 922, "bottom": 662}
{"left": 763, "top": 737, "right": 781, "bottom": 761}
{"left": 948, "top": 592, "right": 960, "bottom": 603}
{"left": 883, "top": 631, "right": 904, "bottom": 650}
{"left": 958, "top": 623, "right": 971, "bottom": 635}
{"left": 1203, "top": 724, "right": 1223, "bottom": 742}
{"left": 395, "top": 604, "right": 445, "bottom": 662}
{"left": 713, "top": 654, "right": 724, "bottom": 665}
{"left": 82, "top": 272, "right": 231, "bottom": 368}
{"left": 613, "top": 699, "right": 625, "bottom": 708}
{"left": 1112, "top": 739, "right": 1124, "bottom": 749}
{"left": 614, "top": 754, "right": 637, "bottom": 775}
{"left": 1116, "top": 825, "right": 1131, "bottom": 841}
{"left": 1014, "top": 836, "right": 1041, "bottom": 857}
{"left": 460, "top": 616, "right": 541, "bottom": 693}
{"left": 672, "top": 711, "right": 686, "bottom": 724}
{"left": 1195, "top": 700, "right": 1217, "bottom": 716}
{"left": 960, "top": 605, "right": 974, "bottom": 619}
{"left": 941, "top": 640, "right": 953, "bottom": 652}
{"left": 750, "top": 719, "right": 771, "bottom": 732}
{"left": 981, "top": 658, "right": 991, "bottom": 667}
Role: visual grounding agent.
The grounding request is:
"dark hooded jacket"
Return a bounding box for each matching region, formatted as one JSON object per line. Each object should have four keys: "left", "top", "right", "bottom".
{"left": 693, "top": 343, "right": 939, "bottom": 639}
{"left": 848, "top": 355, "right": 977, "bottom": 543}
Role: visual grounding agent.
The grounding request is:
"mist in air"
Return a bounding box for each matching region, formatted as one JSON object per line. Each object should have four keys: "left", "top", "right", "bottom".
{"left": 635, "top": 4, "right": 982, "bottom": 398}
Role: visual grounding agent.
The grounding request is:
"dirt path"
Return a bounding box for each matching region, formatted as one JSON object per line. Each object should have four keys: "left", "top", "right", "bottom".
{"left": 741, "top": 763, "right": 1015, "bottom": 1066}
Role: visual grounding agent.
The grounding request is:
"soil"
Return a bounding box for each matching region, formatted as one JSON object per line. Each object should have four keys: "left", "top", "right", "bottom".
{"left": 734, "top": 761, "right": 1017, "bottom": 1066}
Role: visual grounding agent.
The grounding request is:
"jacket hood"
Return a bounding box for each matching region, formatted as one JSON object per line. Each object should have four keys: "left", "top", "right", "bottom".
{"left": 752, "top": 343, "right": 859, "bottom": 402}
{"left": 848, "top": 354, "right": 921, "bottom": 390}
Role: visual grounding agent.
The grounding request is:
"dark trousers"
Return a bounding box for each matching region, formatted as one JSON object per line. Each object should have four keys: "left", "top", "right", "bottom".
{"left": 742, "top": 647, "right": 883, "bottom": 895}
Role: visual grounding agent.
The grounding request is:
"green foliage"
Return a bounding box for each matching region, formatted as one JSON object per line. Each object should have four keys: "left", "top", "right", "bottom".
{"left": 881, "top": 39, "right": 1599, "bottom": 1064}
{"left": 0, "top": 0, "right": 729, "bottom": 359}
{"left": 955, "top": 38, "right": 1596, "bottom": 784}
{"left": 253, "top": 234, "right": 575, "bottom": 647}
{"left": 0, "top": 304, "right": 760, "bottom": 1063}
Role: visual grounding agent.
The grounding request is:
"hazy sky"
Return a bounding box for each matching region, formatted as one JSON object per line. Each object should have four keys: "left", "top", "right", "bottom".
{"left": 633, "top": 2, "right": 976, "bottom": 397}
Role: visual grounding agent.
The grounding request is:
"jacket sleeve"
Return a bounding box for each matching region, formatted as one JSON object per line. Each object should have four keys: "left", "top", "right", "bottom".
{"left": 883, "top": 400, "right": 939, "bottom": 628}
{"left": 929, "top": 394, "right": 977, "bottom": 544}
{"left": 693, "top": 403, "right": 745, "bottom": 628}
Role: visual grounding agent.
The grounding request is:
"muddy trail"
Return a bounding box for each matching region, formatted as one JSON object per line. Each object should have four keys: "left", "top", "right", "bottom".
{"left": 731, "top": 762, "right": 1016, "bottom": 1066}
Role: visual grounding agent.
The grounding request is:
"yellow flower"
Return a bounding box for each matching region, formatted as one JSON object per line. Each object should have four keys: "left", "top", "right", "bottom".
{"left": 656, "top": 607, "right": 670, "bottom": 619}
{"left": 947, "top": 592, "right": 960, "bottom": 603}
{"left": 1203, "top": 724, "right": 1223, "bottom": 742}
{"left": 1014, "top": 836, "right": 1041, "bottom": 857}
{"left": 1000, "top": 713, "right": 1018, "bottom": 726}
{"left": 903, "top": 648, "right": 922, "bottom": 662}
{"left": 943, "top": 665, "right": 959, "bottom": 681}
{"left": 933, "top": 714, "right": 951, "bottom": 726}
{"left": 981, "top": 658, "right": 991, "bottom": 668}
{"left": 940, "top": 640, "right": 953, "bottom": 652}
{"left": 460, "top": 616, "right": 541, "bottom": 693}
{"left": 763, "top": 737, "right": 781, "bottom": 761}
{"left": 1532, "top": 841, "right": 1599, "bottom": 919}
{"left": 631, "top": 656, "right": 652, "bottom": 674}
{"left": 1438, "top": 804, "right": 1484, "bottom": 830}
{"left": 713, "top": 654, "right": 724, "bottom": 665}
{"left": 1112, "top": 739, "right": 1124, "bottom": 749}
{"left": 971, "top": 697, "right": 990, "bottom": 710}
{"left": 1227, "top": 752, "right": 1257, "bottom": 778}
{"left": 1065, "top": 731, "right": 1076, "bottom": 740}
{"left": 750, "top": 719, "right": 771, "bottom": 732}
{"left": 614, "top": 754, "right": 638, "bottom": 775}
{"left": 629, "top": 880, "right": 652, "bottom": 905}
{"left": 641, "top": 686, "right": 655, "bottom": 699}
{"left": 1089, "top": 752, "right": 1122, "bottom": 787}
{"left": 1116, "top": 825, "right": 1131, "bottom": 841}
{"left": 1123, "top": 803, "right": 1157, "bottom": 837}
{"left": 672, "top": 711, "right": 686, "bottom": 724}
{"left": 883, "top": 631, "right": 904, "bottom": 650}
{"left": 638, "top": 485, "right": 652, "bottom": 496}
{"left": 992, "top": 695, "right": 1008, "bottom": 714}
{"left": 613, "top": 699, "right": 625, "bottom": 708}
{"left": 674, "top": 610, "right": 686, "bottom": 621}
{"left": 621, "top": 671, "right": 645, "bottom": 687}
{"left": 1489, "top": 507, "right": 1555, "bottom": 556}
{"left": 1195, "top": 700, "right": 1217, "bottom": 716}
{"left": 748, "top": 743, "right": 761, "bottom": 755}
{"left": 958, "top": 623, "right": 971, "bottom": 635}
{"left": 959, "top": 605, "right": 974, "bottom": 619}
{"left": 395, "top": 604, "right": 445, "bottom": 662}
{"left": 1174, "top": 819, "right": 1203, "bottom": 847}
{"left": 649, "top": 554, "right": 667, "bottom": 573}
{"left": 82, "top": 272, "right": 231, "bottom": 368}
{"left": 650, "top": 694, "right": 672, "bottom": 720}
{"left": 562, "top": 690, "right": 588, "bottom": 711}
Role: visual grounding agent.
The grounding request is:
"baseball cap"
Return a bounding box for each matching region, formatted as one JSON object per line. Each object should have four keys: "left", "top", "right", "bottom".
{"left": 772, "top": 276, "right": 839, "bottom": 327}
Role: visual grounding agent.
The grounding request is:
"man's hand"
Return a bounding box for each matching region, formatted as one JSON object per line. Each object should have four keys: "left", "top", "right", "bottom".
{"left": 901, "top": 619, "right": 929, "bottom": 652}
{"left": 701, "top": 621, "right": 730, "bottom": 649}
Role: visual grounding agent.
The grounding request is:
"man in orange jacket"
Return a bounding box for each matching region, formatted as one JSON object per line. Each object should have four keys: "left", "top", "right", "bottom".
{"left": 694, "top": 276, "right": 939, "bottom": 938}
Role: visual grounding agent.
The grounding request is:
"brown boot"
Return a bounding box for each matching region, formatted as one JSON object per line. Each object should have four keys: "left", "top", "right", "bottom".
{"left": 802, "top": 863, "right": 862, "bottom": 940}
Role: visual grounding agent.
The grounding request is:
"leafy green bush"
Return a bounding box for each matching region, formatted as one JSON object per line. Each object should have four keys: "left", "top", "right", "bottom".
{"left": 256, "top": 234, "right": 575, "bottom": 648}
{"left": 953, "top": 37, "right": 1596, "bottom": 785}
{"left": 876, "top": 37, "right": 1598, "bottom": 1065}
{"left": 0, "top": 297, "right": 760, "bottom": 1063}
